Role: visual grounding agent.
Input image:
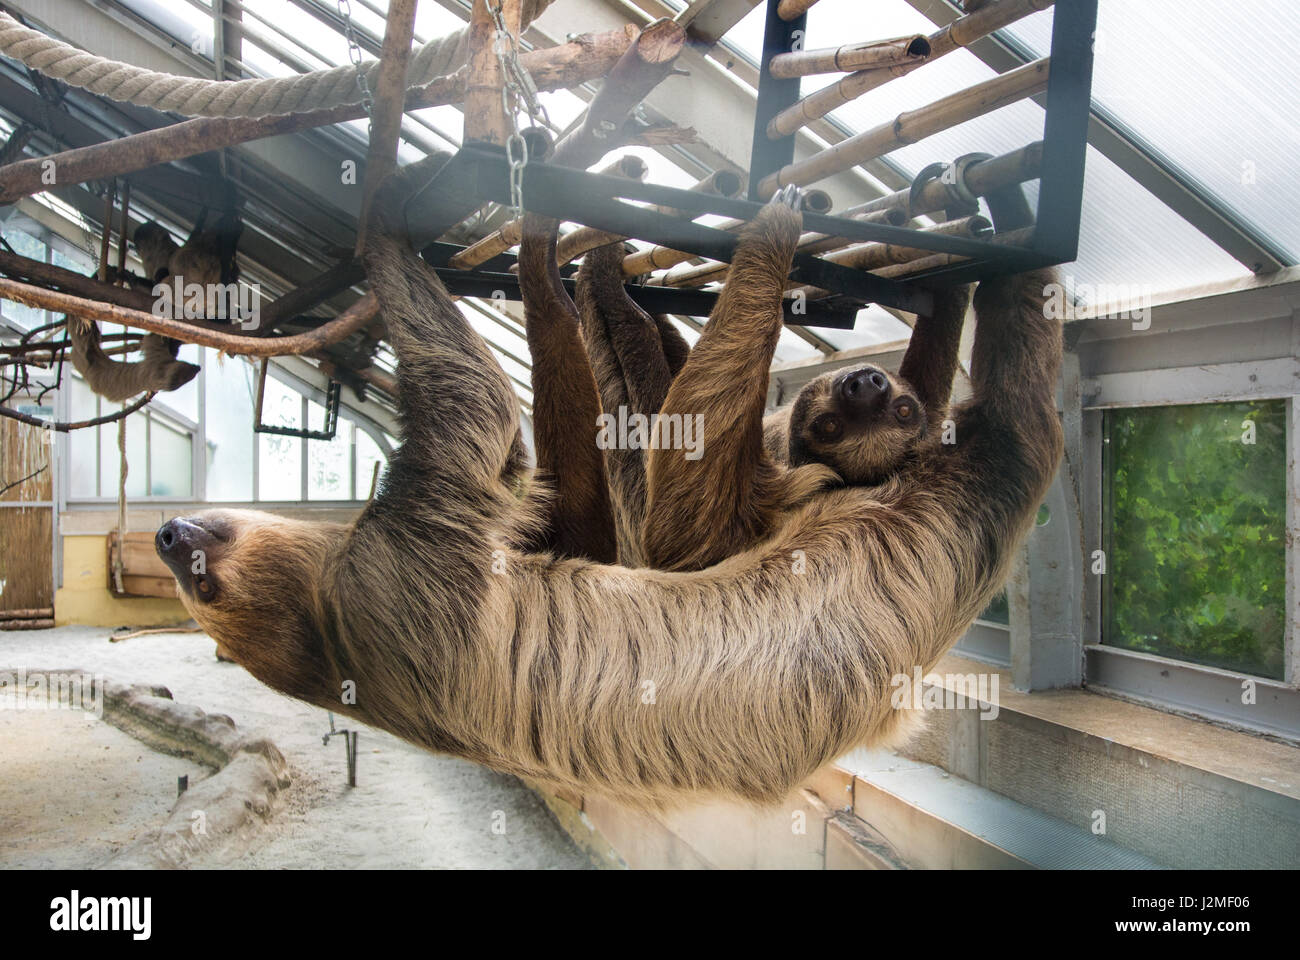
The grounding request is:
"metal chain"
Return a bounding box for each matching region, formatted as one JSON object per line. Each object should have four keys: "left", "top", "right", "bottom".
{"left": 488, "top": 0, "right": 549, "bottom": 218}
{"left": 338, "top": 0, "right": 374, "bottom": 137}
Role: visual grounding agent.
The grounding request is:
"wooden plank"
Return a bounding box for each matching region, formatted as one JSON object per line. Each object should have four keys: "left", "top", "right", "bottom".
{"left": 106, "top": 531, "right": 179, "bottom": 598}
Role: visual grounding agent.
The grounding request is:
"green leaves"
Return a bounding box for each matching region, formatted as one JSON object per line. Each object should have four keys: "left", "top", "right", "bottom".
{"left": 1104, "top": 400, "right": 1286, "bottom": 680}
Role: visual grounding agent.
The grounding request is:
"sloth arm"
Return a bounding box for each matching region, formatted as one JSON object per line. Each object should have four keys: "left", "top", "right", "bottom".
{"left": 517, "top": 214, "right": 618, "bottom": 563}
{"left": 897, "top": 283, "right": 974, "bottom": 435}
{"left": 642, "top": 193, "right": 835, "bottom": 573}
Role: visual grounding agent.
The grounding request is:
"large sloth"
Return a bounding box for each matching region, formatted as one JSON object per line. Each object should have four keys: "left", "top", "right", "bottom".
{"left": 154, "top": 170, "right": 1062, "bottom": 808}
{"left": 573, "top": 234, "right": 971, "bottom": 570}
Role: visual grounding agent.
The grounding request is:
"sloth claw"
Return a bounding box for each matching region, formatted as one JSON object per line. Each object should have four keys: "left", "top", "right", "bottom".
{"left": 772, "top": 184, "right": 804, "bottom": 211}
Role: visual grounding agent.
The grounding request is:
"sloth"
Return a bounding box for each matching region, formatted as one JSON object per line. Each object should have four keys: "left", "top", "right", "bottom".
{"left": 574, "top": 221, "right": 970, "bottom": 571}
{"left": 154, "top": 166, "right": 1063, "bottom": 809}
{"left": 66, "top": 210, "right": 244, "bottom": 404}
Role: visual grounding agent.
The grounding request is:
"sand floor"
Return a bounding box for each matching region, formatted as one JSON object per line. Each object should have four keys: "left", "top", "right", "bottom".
{"left": 0, "top": 626, "right": 591, "bottom": 869}
{"left": 0, "top": 705, "right": 208, "bottom": 869}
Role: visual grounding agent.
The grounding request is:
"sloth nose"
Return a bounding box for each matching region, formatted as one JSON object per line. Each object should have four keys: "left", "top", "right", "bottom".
{"left": 156, "top": 518, "right": 202, "bottom": 560}
{"left": 840, "top": 368, "right": 890, "bottom": 412}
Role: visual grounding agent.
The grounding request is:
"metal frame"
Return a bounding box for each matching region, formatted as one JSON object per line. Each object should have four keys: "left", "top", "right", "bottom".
{"left": 406, "top": 0, "right": 1096, "bottom": 325}
{"left": 899, "top": 0, "right": 1291, "bottom": 275}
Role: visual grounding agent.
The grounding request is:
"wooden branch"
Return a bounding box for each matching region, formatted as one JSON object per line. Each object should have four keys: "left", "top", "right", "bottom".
{"left": 0, "top": 390, "right": 155, "bottom": 431}
{"left": 767, "top": 0, "right": 1054, "bottom": 138}
{"left": 777, "top": 0, "right": 822, "bottom": 20}
{"left": 464, "top": 0, "right": 521, "bottom": 147}
{"left": 769, "top": 35, "right": 931, "bottom": 80}
{"left": 758, "top": 58, "right": 1049, "bottom": 197}
{"left": 357, "top": 0, "right": 419, "bottom": 253}
{"left": 0, "top": 277, "right": 379, "bottom": 358}
{"left": 0, "top": 26, "right": 639, "bottom": 205}
{"left": 260, "top": 259, "right": 365, "bottom": 329}
{"left": 548, "top": 18, "right": 686, "bottom": 171}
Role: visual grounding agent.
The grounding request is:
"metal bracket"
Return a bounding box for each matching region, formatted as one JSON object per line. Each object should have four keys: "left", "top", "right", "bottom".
{"left": 253, "top": 357, "right": 342, "bottom": 441}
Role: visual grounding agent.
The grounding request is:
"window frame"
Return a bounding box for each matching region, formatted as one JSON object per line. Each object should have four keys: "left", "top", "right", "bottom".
{"left": 1080, "top": 349, "right": 1299, "bottom": 739}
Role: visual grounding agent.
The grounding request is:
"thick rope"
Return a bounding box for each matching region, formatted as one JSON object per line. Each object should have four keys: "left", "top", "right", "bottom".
{"left": 0, "top": 1, "right": 554, "bottom": 119}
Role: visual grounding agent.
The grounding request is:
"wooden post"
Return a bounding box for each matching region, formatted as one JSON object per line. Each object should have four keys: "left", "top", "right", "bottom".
{"left": 357, "top": 0, "right": 419, "bottom": 252}
{"left": 767, "top": 0, "right": 1055, "bottom": 138}
{"left": 0, "top": 27, "right": 639, "bottom": 206}
{"left": 463, "top": 0, "right": 521, "bottom": 146}
{"left": 758, "top": 58, "right": 1049, "bottom": 197}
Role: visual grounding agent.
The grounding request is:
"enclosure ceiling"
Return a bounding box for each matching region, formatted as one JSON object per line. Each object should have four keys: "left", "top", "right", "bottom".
{"left": 1, "top": 0, "right": 1290, "bottom": 412}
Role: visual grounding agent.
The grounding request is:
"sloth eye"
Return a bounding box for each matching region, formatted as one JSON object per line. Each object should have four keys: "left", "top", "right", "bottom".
{"left": 811, "top": 415, "right": 842, "bottom": 441}
{"left": 193, "top": 573, "right": 218, "bottom": 603}
{"left": 894, "top": 400, "right": 916, "bottom": 422}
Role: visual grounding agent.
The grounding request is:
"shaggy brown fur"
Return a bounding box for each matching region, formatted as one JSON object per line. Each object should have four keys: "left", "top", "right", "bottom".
{"left": 154, "top": 170, "right": 1063, "bottom": 809}
{"left": 67, "top": 317, "right": 199, "bottom": 402}
{"left": 573, "top": 242, "right": 688, "bottom": 566}
{"left": 515, "top": 214, "right": 617, "bottom": 563}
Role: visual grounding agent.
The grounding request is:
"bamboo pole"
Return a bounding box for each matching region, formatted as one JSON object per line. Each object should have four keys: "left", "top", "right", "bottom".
{"left": 617, "top": 187, "right": 833, "bottom": 277}
{"left": 758, "top": 58, "right": 1049, "bottom": 198}
{"left": 767, "top": 0, "right": 1055, "bottom": 138}
{"left": 0, "top": 26, "right": 639, "bottom": 206}
{"left": 0, "top": 278, "right": 379, "bottom": 358}
{"left": 785, "top": 216, "right": 992, "bottom": 298}
{"left": 777, "top": 0, "right": 822, "bottom": 20}
{"left": 447, "top": 155, "right": 648, "bottom": 270}
{"left": 356, "top": 0, "right": 419, "bottom": 253}
{"left": 769, "top": 35, "right": 931, "bottom": 80}
{"left": 553, "top": 168, "right": 743, "bottom": 267}
{"left": 650, "top": 207, "right": 909, "bottom": 289}
{"left": 463, "top": 0, "right": 521, "bottom": 147}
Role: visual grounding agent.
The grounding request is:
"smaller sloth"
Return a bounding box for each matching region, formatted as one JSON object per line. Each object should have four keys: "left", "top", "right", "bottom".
{"left": 573, "top": 198, "right": 971, "bottom": 572}
{"left": 67, "top": 317, "right": 199, "bottom": 402}
{"left": 133, "top": 207, "right": 242, "bottom": 289}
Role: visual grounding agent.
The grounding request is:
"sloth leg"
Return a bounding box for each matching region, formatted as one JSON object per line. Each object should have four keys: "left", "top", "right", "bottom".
{"left": 575, "top": 243, "right": 681, "bottom": 564}
{"left": 897, "top": 282, "right": 974, "bottom": 436}
{"left": 517, "top": 214, "right": 617, "bottom": 563}
{"left": 642, "top": 187, "right": 835, "bottom": 572}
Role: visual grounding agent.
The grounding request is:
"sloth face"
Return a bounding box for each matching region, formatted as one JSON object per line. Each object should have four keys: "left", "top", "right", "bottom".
{"left": 155, "top": 510, "right": 335, "bottom": 701}
{"left": 783, "top": 364, "right": 927, "bottom": 485}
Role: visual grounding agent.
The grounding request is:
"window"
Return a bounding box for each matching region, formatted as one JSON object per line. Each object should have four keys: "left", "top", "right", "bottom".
{"left": 1102, "top": 400, "right": 1287, "bottom": 681}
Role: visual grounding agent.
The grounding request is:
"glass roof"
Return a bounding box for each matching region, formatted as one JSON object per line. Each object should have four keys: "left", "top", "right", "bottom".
{"left": 7, "top": 0, "right": 1291, "bottom": 410}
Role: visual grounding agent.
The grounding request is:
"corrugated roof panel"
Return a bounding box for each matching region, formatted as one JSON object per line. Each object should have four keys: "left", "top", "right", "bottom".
{"left": 1006, "top": 0, "right": 1300, "bottom": 263}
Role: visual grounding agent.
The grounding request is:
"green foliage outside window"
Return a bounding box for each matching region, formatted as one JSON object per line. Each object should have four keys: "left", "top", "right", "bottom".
{"left": 1104, "top": 400, "right": 1286, "bottom": 680}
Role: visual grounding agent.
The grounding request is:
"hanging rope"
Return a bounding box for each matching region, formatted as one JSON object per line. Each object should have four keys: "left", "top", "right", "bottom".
{"left": 112, "top": 409, "right": 128, "bottom": 595}
{"left": 0, "top": 2, "right": 554, "bottom": 119}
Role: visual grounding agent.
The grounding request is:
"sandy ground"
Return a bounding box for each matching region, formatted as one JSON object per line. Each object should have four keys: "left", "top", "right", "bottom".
{"left": 0, "top": 706, "right": 208, "bottom": 869}
{"left": 0, "top": 626, "right": 591, "bottom": 869}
